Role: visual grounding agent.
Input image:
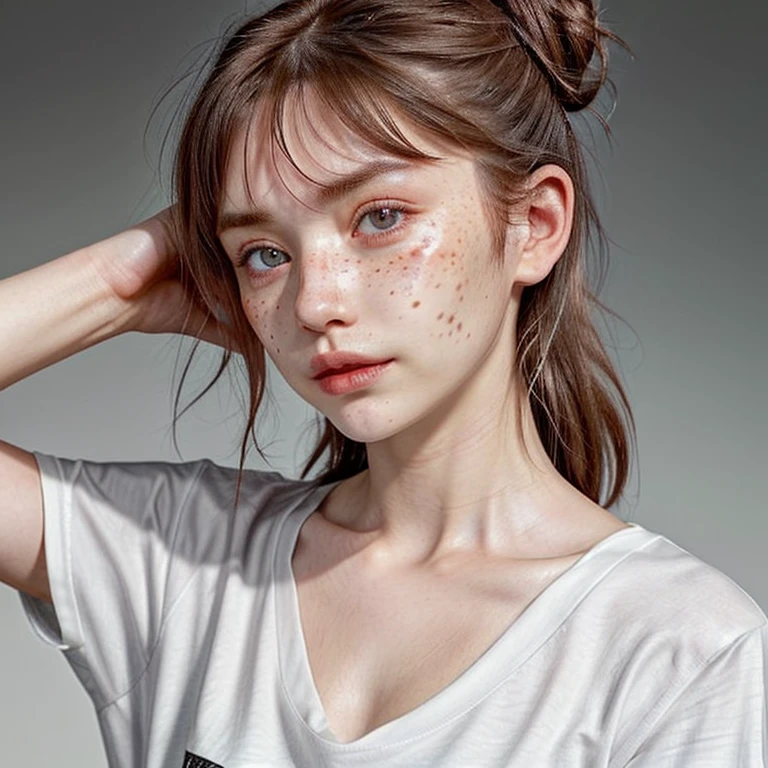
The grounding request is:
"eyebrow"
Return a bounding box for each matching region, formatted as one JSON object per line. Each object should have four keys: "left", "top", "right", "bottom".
{"left": 217, "top": 158, "right": 417, "bottom": 235}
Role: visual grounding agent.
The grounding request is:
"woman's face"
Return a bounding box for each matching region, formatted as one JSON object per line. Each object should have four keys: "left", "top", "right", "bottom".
{"left": 217, "top": 102, "right": 524, "bottom": 444}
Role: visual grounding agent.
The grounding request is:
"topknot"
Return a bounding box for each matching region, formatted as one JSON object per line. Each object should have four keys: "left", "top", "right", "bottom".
{"left": 490, "top": 0, "right": 615, "bottom": 112}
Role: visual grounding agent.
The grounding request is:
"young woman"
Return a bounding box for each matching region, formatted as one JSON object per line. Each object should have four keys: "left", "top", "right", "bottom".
{"left": 1, "top": 0, "right": 765, "bottom": 765}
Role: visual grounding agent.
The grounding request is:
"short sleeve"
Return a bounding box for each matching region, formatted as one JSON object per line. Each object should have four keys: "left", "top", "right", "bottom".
{"left": 623, "top": 623, "right": 768, "bottom": 767}
{"left": 18, "top": 452, "right": 214, "bottom": 709}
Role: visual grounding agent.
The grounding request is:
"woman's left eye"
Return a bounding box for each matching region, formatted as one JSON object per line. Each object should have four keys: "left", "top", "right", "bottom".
{"left": 356, "top": 207, "right": 405, "bottom": 236}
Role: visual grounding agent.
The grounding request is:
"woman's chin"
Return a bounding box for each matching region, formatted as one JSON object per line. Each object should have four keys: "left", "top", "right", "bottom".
{"left": 322, "top": 407, "right": 408, "bottom": 446}
{"left": 327, "top": 421, "right": 399, "bottom": 446}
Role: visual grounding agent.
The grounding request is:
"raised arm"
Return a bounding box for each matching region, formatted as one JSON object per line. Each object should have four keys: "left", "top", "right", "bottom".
{"left": 0, "top": 211, "right": 227, "bottom": 602}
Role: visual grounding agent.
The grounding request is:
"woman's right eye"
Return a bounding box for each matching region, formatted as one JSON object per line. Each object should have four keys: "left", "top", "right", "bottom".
{"left": 238, "top": 246, "right": 290, "bottom": 273}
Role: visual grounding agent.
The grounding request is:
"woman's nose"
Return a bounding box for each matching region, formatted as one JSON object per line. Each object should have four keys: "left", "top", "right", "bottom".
{"left": 292, "top": 248, "right": 358, "bottom": 333}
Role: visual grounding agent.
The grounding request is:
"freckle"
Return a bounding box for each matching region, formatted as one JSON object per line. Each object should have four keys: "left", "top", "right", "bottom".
{"left": 260, "top": 300, "right": 266, "bottom": 306}
{"left": 467, "top": 333, "right": 471, "bottom": 339}
{"left": 398, "top": 316, "right": 403, "bottom": 320}
{"left": 412, "top": 301, "right": 421, "bottom": 308}
{"left": 435, "top": 283, "right": 441, "bottom": 289}
{"left": 270, "top": 334, "right": 274, "bottom": 340}
{"left": 276, "top": 304, "right": 281, "bottom": 311}
{"left": 390, "top": 290, "right": 395, "bottom": 296}
{"left": 376, "top": 269, "right": 381, "bottom": 273}
{"left": 456, "top": 282, "right": 462, "bottom": 291}
{"left": 457, "top": 322, "right": 463, "bottom": 331}
{"left": 437, "top": 312, "right": 444, "bottom": 320}
{"left": 448, "top": 314, "right": 455, "bottom": 324}
{"left": 449, "top": 330, "right": 453, "bottom": 337}
{"left": 460, "top": 295, "right": 464, "bottom": 302}
{"left": 439, "top": 333, "right": 444, "bottom": 338}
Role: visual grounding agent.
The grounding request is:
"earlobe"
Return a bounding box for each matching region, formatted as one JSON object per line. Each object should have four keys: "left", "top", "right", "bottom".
{"left": 511, "top": 165, "right": 575, "bottom": 287}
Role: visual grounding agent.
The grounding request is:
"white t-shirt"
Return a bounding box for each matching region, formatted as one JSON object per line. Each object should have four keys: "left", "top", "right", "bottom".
{"left": 18, "top": 453, "right": 768, "bottom": 767}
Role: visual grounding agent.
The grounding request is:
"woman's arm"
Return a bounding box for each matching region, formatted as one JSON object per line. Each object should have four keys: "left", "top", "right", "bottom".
{"left": 0, "top": 210, "right": 224, "bottom": 391}
{"left": 0, "top": 211, "right": 226, "bottom": 601}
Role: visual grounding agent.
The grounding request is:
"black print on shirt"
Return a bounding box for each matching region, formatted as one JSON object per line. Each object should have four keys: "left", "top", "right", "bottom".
{"left": 183, "top": 750, "right": 225, "bottom": 768}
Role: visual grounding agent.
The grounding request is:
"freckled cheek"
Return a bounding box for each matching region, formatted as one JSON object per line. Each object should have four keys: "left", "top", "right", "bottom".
{"left": 378, "top": 244, "right": 438, "bottom": 302}
{"left": 242, "top": 294, "right": 269, "bottom": 326}
{"left": 386, "top": 215, "right": 499, "bottom": 341}
{"left": 411, "top": 246, "right": 495, "bottom": 344}
{"left": 242, "top": 295, "right": 285, "bottom": 355}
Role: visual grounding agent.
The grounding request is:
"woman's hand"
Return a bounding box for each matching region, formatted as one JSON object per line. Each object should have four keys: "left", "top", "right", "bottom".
{"left": 92, "top": 207, "right": 232, "bottom": 349}
{"left": 0, "top": 207, "right": 236, "bottom": 391}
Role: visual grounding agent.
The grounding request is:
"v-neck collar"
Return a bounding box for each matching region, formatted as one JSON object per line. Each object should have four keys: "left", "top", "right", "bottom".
{"left": 273, "top": 481, "right": 658, "bottom": 750}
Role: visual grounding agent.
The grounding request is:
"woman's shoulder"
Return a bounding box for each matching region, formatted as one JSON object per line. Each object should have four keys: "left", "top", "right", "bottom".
{"left": 188, "top": 457, "right": 312, "bottom": 506}
{"left": 34, "top": 450, "right": 309, "bottom": 509}
{"left": 123, "top": 456, "right": 324, "bottom": 533}
{"left": 584, "top": 523, "right": 767, "bottom": 653}
{"left": 33, "top": 450, "right": 322, "bottom": 555}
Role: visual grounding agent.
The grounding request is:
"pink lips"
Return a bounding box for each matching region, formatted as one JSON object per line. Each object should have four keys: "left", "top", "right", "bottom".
{"left": 310, "top": 352, "right": 394, "bottom": 396}
{"left": 311, "top": 351, "right": 392, "bottom": 379}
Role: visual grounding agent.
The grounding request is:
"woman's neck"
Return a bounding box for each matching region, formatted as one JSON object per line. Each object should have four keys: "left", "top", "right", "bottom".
{"left": 318, "top": 382, "right": 591, "bottom": 566}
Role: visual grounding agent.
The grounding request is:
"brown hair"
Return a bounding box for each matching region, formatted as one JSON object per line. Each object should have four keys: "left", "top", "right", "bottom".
{"left": 169, "top": 0, "right": 635, "bottom": 509}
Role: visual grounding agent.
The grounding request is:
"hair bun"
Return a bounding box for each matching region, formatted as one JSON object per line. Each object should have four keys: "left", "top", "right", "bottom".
{"left": 495, "top": 0, "right": 614, "bottom": 112}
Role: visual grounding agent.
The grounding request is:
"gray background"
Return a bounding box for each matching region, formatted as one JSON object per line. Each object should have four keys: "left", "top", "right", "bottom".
{"left": 0, "top": 0, "right": 765, "bottom": 764}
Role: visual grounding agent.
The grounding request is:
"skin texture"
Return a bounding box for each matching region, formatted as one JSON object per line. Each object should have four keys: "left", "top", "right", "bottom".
{"left": 223, "top": 131, "right": 515, "bottom": 449}
{"left": 217, "top": 97, "right": 628, "bottom": 742}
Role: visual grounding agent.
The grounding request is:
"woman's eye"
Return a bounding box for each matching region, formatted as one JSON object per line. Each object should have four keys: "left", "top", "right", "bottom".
{"left": 240, "top": 246, "right": 289, "bottom": 272}
{"left": 357, "top": 207, "right": 404, "bottom": 235}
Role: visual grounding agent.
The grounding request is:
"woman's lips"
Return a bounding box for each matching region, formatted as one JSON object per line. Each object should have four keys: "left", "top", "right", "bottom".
{"left": 310, "top": 351, "right": 392, "bottom": 378}
{"left": 315, "top": 360, "right": 394, "bottom": 396}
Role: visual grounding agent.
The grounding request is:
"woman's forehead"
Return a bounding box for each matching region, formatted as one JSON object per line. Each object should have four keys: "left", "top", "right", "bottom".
{"left": 221, "top": 91, "right": 457, "bottom": 209}
{"left": 230, "top": 107, "right": 382, "bottom": 195}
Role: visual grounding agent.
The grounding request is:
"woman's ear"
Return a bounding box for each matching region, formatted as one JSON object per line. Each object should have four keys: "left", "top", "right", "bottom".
{"left": 510, "top": 164, "right": 575, "bottom": 287}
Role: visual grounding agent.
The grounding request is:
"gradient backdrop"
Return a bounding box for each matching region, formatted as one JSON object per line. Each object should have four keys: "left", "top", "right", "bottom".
{"left": 1, "top": 0, "right": 766, "bottom": 763}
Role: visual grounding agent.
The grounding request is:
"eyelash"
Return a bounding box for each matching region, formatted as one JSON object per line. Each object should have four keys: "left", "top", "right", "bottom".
{"left": 234, "top": 201, "right": 410, "bottom": 272}
{"left": 354, "top": 201, "right": 409, "bottom": 239}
